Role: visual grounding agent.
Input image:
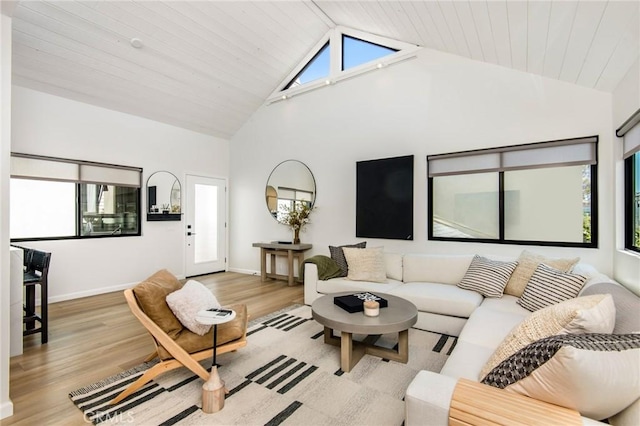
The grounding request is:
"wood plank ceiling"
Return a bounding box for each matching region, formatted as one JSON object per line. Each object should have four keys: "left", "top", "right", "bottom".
{"left": 10, "top": 1, "right": 640, "bottom": 139}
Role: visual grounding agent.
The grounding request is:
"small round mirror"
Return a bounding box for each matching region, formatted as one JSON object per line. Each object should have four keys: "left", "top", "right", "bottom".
{"left": 265, "top": 160, "right": 316, "bottom": 220}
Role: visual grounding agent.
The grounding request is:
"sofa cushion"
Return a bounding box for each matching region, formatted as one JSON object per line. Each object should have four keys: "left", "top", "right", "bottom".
{"left": 479, "top": 294, "right": 616, "bottom": 379}
{"left": 481, "top": 333, "right": 640, "bottom": 421}
{"left": 457, "top": 255, "right": 518, "bottom": 298}
{"left": 518, "top": 264, "right": 587, "bottom": 311}
{"left": 388, "top": 283, "right": 482, "bottom": 318}
{"left": 157, "top": 303, "right": 247, "bottom": 360}
{"left": 403, "top": 254, "right": 473, "bottom": 284}
{"left": 329, "top": 242, "right": 366, "bottom": 277}
{"left": 504, "top": 250, "right": 580, "bottom": 297}
{"left": 316, "top": 277, "right": 403, "bottom": 295}
{"left": 384, "top": 252, "right": 403, "bottom": 281}
{"left": 580, "top": 282, "right": 640, "bottom": 334}
{"left": 132, "top": 269, "right": 184, "bottom": 339}
{"left": 343, "top": 246, "right": 386, "bottom": 283}
{"left": 166, "top": 279, "right": 221, "bottom": 336}
{"left": 480, "top": 295, "right": 531, "bottom": 316}
{"left": 439, "top": 340, "right": 496, "bottom": 381}
{"left": 456, "top": 305, "right": 528, "bottom": 349}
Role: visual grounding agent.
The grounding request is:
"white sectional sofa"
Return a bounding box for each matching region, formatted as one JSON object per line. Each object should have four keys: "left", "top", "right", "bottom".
{"left": 303, "top": 252, "right": 640, "bottom": 425}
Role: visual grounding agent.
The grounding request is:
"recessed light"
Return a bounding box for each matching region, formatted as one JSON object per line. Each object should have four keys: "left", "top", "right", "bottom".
{"left": 130, "top": 38, "right": 143, "bottom": 49}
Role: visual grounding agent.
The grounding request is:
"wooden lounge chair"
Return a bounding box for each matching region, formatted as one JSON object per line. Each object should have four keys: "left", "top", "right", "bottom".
{"left": 110, "top": 270, "right": 248, "bottom": 405}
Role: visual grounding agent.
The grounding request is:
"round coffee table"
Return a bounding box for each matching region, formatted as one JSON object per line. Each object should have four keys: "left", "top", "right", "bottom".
{"left": 311, "top": 292, "right": 417, "bottom": 372}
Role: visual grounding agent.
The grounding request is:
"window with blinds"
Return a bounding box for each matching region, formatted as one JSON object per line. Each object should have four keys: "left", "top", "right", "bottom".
{"left": 427, "top": 136, "right": 598, "bottom": 248}
{"left": 617, "top": 109, "right": 640, "bottom": 253}
{"left": 10, "top": 153, "right": 142, "bottom": 240}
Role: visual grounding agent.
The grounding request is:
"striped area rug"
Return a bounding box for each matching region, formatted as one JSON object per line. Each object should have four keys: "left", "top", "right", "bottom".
{"left": 69, "top": 305, "right": 455, "bottom": 425}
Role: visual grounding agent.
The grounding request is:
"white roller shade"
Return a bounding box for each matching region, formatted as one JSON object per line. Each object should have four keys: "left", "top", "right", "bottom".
{"left": 11, "top": 156, "right": 79, "bottom": 182}
{"left": 623, "top": 123, "right": 640, "bottom": 159}
{"left": 428, "top": 136, "right": 597, "bottom": 177}
{"left": 502, "top": 141, "right": 596, "bottom": 170}
{"left": 80, "top": 165, "right": 140, "bottom": 187}
{"left": 428, "top": 152, "right": 501, "bottom": 176}
{"left": 11, "top": 153, "right": 141, "bottom": 187}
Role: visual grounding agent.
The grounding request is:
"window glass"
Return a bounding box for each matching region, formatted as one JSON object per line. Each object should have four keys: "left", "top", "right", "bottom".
{"left": 628, "top": 152, "right": 640, "bottom": 252}
{"left": 342, "top": 35, "right": 398, "bottom": 70}
{"left": 432, "top": 173, "right": 499, "bottom": 239}
{"left": 504, "top": 166, "right": 590, "bottom": 243}
{"left": 10, "top": 179, "right": 76, "bottom": 239}
{"left": 285, "top": 42, "right": 330, "bottom": 89}
{"left": 80, "top": 184, "right": 140, "bottom": 236}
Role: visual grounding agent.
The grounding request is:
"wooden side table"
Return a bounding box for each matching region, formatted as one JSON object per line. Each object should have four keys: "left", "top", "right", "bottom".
{"left": 252, "top": 242, "right": 312, "bottom": 286}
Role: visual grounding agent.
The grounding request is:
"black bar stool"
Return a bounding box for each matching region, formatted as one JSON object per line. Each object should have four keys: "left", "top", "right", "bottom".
{"left": 21, "top": 248, "right": 51, "bottom": 344}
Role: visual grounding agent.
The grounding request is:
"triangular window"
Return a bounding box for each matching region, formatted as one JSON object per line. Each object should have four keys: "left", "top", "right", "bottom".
{"left": 285, "top": 42, "right": 330, "bottom": 90}
{"left": 342, "top": 35, "right": 398, "bottom": 71}
{"left": 271, "top": 27, "right": 420, "bottom": 102}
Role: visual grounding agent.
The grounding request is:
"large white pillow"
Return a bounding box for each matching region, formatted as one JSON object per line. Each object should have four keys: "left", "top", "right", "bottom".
{"left": 342, "top": 246, "right": 386, "bottom": 283}
{"left": 166, "top": 280, "right": 221, "bottom": 335}
{"left": 479, "top": 294, "right": 616, "bottom": 379}
{"left": 481, "top": 333, "right": 640, "bottom": 421}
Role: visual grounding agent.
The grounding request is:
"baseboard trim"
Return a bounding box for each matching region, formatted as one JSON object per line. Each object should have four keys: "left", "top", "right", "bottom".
{"left": 228, "top": 267, "right": 260, "bottom": 276}
{"left": 0, "top": 400, "right": 14, "bottom": 419}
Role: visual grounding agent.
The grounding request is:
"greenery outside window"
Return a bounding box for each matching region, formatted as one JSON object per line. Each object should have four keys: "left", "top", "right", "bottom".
{"left": 428, "top": 136, "right": 598, "bottom": 248}
{"left": 10, "top": 153, "right": 142, "bottom": 241}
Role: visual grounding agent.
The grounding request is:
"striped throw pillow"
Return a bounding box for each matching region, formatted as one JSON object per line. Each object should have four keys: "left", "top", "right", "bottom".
{"left": 329, "top": 242, "right": 366, "bottom": 277}
{"left": 457, "top": 255, "right": 518, "bottom": 298}
{"left": 517, "top": 263, "right": 587, "bottom": 312}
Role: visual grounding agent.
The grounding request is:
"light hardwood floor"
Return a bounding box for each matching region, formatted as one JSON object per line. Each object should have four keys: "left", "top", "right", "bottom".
{"left": 5, "top": 272, "right": 304, "bottom": 425}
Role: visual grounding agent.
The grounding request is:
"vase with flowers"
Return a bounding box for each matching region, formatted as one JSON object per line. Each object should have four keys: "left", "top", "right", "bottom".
{"left": 279, "top": 203, "right": 313, "bottom": 244}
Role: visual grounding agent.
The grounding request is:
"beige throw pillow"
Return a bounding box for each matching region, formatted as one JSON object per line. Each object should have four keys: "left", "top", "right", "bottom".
{"left": 504, "top": 250, "right": 580, "bottom": 297}
{"left": 342, "top": 246, "right": 386, "bottom": 283}
{"left": 479, "top": 294, "right": 615, "bottom": 380}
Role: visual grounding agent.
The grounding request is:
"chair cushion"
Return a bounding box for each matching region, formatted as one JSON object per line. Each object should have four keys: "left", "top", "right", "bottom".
{"left": 132, "top": 269, "right": 184, "bottom": 339}
{"left": 157, "top": 303, "right": 247, "bottom": 360}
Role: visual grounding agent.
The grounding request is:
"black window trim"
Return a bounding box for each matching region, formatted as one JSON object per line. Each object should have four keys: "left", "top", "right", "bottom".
{"left": 625, "top": 154, "right": 639, "bottom": 253}
{"left": 427, "top": 136, "right": 599, "bottom": 249}
{"left": 10, "top": 153, "right": 142, "bottom": 242}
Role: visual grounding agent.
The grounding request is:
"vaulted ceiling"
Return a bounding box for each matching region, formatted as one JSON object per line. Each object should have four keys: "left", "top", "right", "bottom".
{"left": 10, "top": 1, "right": 640, "bottom": 139}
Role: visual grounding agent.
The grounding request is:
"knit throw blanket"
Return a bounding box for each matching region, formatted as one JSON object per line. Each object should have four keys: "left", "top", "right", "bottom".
{"left": 302, "top": 255, "right": 343, "bottom": 280}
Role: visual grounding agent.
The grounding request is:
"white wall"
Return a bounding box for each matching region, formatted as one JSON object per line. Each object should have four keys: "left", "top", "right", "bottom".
{"left": 230, "top": 47, "right": 616, "bottom": 278}
{"left": 612, "top": 59, "right": 640, "bottom": 295}
{"left": 10, "top": 86, "right": 230, "bottom": 302}
{"left": 1, "top": 11, "right": 14, "bottom": 421}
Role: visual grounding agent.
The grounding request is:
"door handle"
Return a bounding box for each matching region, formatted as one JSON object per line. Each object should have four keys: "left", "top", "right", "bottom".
{"left": 187, "top": 232, "right": 196, "bottom": 236}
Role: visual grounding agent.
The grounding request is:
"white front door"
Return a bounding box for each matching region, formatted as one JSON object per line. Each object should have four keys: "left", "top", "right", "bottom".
{"left": 185, "top": 175, "right": 226, "bottom": 277}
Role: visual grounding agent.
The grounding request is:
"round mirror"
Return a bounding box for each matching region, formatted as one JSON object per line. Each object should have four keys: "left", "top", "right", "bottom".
{"left": 147, "top": 171, "right": 181, "bottom": 220}
{"left": 265, "top": 160, "right": 316, "bottom": 220}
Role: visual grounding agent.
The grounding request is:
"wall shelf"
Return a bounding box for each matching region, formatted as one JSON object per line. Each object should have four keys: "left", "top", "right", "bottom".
{"left": 147, "top": 213, "right": 181, "bottom": 221}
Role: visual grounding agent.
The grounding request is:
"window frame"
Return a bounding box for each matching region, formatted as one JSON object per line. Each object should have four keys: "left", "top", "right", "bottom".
{"left": 10, "top": 153, "right": 142, "bottom": 242}
{"left": 427, "top": 137, "right": 598, "bottom": 249}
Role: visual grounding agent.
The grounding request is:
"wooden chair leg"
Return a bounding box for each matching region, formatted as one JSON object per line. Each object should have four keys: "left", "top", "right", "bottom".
{"left": 110, "top": 362, "right": 169, "bottom": 405}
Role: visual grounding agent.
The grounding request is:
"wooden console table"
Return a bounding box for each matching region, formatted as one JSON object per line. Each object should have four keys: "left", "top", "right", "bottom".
{"left": 252, "top": 242, "right": 312, "bottom": 286}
